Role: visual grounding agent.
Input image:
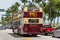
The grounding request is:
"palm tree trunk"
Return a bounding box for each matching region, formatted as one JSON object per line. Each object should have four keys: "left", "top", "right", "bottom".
{"left": 42, "top": 0, "right": 45, "bottom": 24}
{"left": 57, "top": 17, "right": 59, "bottom": 25}
{"left": 53, "top": 19, "right": 55, "bottom": 27}
{"left": 49, "top": 14, "right": 53, "bottom": 25}
{"left": 24, "top": 0, "right": 26, "bottom": 7}
{"left": 32, "top": 0, "right": 34, "bottom": 9}
{"left": 44, "top": 14, "right": 45, "bottom": 24}
{"left": 56, "top": 11, "right": 59, "bottom": 26}
{"left": 49, "top": 6, "right": 52, "bottom": 25}
{"left": 24, "top": 2, "right": 25, "bottom": 6}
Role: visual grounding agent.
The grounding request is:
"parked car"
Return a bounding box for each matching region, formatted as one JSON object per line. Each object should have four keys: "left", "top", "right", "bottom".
{"left": 43, "top": 25, "right": 54, "bottom": 35}
{"left": 52, "top": 26, "right": 60, "bottom": 37}
{"left": 6, "top": 26, "right": 12, "bottom": 29}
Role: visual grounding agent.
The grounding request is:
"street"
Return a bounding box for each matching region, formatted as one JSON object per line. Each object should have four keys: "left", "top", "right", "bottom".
{"left": 0, "top": 29, "right": 60, "bottom": 40}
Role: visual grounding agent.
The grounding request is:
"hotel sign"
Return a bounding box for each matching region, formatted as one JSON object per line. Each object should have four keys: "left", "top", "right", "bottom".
{"left": 0, "top": 9, "right": 5, "bottom": 12}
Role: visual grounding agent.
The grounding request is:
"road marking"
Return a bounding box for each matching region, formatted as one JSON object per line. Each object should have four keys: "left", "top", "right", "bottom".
{"left": 24, "top": 37, "right": 31, "bottom": 40}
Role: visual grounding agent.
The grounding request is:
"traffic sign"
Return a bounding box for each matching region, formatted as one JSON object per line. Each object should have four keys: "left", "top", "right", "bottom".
{"left": 6, "top": 12, "right": 10, "bottom": 16}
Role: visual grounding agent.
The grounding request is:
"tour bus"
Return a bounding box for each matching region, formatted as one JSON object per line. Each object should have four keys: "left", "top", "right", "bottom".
{"left": 12, "top": 7, "right": 43, "bottom": 36}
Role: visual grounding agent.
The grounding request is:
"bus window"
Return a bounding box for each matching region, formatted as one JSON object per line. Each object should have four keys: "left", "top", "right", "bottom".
{"left": 28, "top": 19, "right": 39, "bottom": 23}
{"left": 44, "top": 25, "right": 51, "bottom": 28}
{"left": 13, "top": 21, "right": 20, "bottom": 26}
{"left": 14, "top": 22, "right": 17, "bottom": 25}
{"left": 17, "top": 21, "right": 20, "bottom": 25}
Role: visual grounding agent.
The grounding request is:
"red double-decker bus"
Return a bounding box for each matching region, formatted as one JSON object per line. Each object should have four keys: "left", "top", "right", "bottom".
{"left": 12, "top": 9, "right": 43, "bottom": 36}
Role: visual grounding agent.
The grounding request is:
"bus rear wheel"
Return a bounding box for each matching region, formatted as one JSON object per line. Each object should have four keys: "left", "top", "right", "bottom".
{"left": 13, "top": 29, "right": 19, "bottom": 34}
{"left": 32, "top": 34, "right": 37, "bottom": 36}
{"left": 45, "top": 33, "right": 48, "bottom": 35}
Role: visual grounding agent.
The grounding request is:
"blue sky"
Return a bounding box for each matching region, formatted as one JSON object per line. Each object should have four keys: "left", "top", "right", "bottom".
{"left": 0, "top": 0, "right": 20, "bottom": 22}
{"left": 0, "top": 0, "right": 20, "bottom": 9}
{"left": 0, "top": 0, "right": 59, "bottom": 24}
{"left": 0, "top": 0, "right": 48, "bottom": 22}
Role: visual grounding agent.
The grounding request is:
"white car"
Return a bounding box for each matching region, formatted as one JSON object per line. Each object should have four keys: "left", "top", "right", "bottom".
{"left": 52, "top": 26, "right": 60, "bottom": 37}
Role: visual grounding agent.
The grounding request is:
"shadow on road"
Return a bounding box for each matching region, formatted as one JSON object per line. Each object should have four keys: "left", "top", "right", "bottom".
{"left": 40, "top": 34, "right": 51, "bottom": 36}
{"left": 8, "top": 33, "right": 21, "bottom": 38}
{"left": 8, "top": 33, "right": 40, "bottom": 38}
{"left": 52, "top": 37, "right": 60, "bottom": 39}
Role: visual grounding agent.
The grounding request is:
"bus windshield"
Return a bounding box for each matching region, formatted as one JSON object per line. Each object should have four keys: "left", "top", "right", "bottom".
{"left": 28, "top": 19, "right": 39, "bottom": 23}
{"left": 44, "top": 25, "right": 51, "bottom": 28}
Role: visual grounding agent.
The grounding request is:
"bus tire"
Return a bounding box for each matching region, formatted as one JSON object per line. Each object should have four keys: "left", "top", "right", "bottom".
{"left": 45, "top": 33, "right": 48, "bottom": 35}
{"left": 13, "top": 29, "right": 16, "bottom": 34}
{"left": 32, "top": 34, "right": 37, "bottom": 36}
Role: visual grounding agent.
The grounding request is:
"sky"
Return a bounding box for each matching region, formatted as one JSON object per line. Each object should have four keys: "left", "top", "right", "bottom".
{"left": 0, "top": 0, "right": 59, "bottom": 24}
{"left": 0, "top": 0, "right": 20, "bottom": 10}
{"left": 0, "top": 0, "right": 20, "bottom": 22}
{"left": 0, "top": 0, "right": 48, "bottom": 22}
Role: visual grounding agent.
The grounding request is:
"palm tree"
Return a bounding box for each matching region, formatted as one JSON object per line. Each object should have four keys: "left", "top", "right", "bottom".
{"left": 55, "top": 0, "right": 60, "bottom": 25}
{"left": 35, "top": 0, "right": 41, "bottom": 5}
{"left": 56, "top": 11, "right": 60, "bottom": 25}
{"left": 42, "top": 0, "right": 46, "bottom": 24}
{"left": 27, "top": 1, "right": 36, "bottom": 10}
{"left": 5, "top": 2, "right": 20, "bottom": 25}
{"left": 10, "top": 4, "right": 20, "bottom": 13}
{"left": 43, "top": 0, "right": 57, "bottom": 25}
{"left": 21, "top": 0, "right": 27, "bottom": 6}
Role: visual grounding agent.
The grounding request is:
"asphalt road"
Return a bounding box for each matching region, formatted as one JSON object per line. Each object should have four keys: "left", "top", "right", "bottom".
{"left": 0, "top": 29, "right": 60, "bottom": 40}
